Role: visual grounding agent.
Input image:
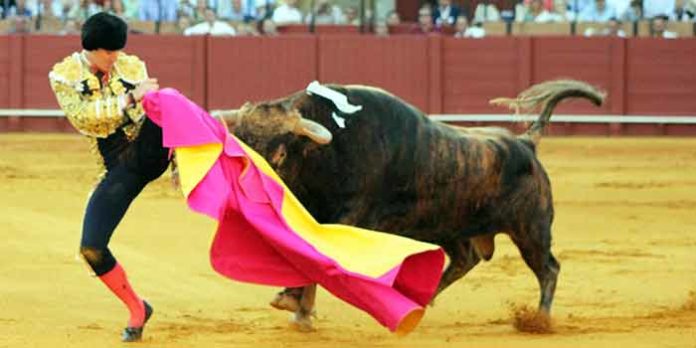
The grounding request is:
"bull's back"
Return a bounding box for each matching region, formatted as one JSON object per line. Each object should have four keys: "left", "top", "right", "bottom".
{"left": 314, "top": 87, "right": 543, "bottom": 242}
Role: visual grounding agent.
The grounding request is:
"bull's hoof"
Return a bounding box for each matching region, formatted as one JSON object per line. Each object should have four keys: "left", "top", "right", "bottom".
{"left": 270, "top": 292, "right": 301, "bottom": 313}
{"left": 289, "top": 312, "right": 315, "bottom": 332}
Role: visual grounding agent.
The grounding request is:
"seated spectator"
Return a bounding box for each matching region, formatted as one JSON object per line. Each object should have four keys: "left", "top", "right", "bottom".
{"left": 518, "top": 0, "right": 564, "bottom": 22}
{"left": 672, "top": 0, "right": 695, "bottom": 21}
{"left": 26, "top": 0, "right": 60, "bottom": 19}
{"left": 453, "top": 15, "right": 486, "bottom": 38}
{"left": 374, "top": 20, "right": 388, "bottom": 36}
{"left": 620, "top": 0, "right": 643, "bottom": 21}
{"left": 271, "top": 0, "right": 302, "bottom": 25}
{"left": 47, "top": 0, "right": 80, "bottom": 20}
{"left": 524, "top": 0, "right": 555, "bottom": 11}
{"left": 385, "top": 9, "right": 399, "bottom": 25}
{"left": 255, "top": 0, "right": 275, "bottom": 20}
{"left": 651, "top": 14, "right": 678, "bottom": 37}
{"left": 567, "top": 0, "right": 594, "bottom": 14}
{"left": 73, "top": 0, "right": 102, "bottom": 22}
{"left": 412, "top": 5, "right": 440, "bottom": 34}
{"left": 578, "top": 0, "right": 617, "bottom": 22}
{"left": 473, "top": 2, "right": 500, "bottom": 22}
{"left": 123, "top": 0, "right": 137, "bottom": 18}
{"left": 184, "top": 7, "right": 236, "bottom": 35}
{"left": 6, "top": 0, "right": 33, "bottom": 17}
{"left": 433, "top": 0, "right": 460, "bottom": 27}
{"left": 584, "top": 16, "right": 626, "bottom": 36}
{"left": 235, "top": 21, "right": 259, "bottom": 35}
{"left": 554, "top": 0, "right": 574, "bottom": 20}
{"left": 104, "top": 0, "right": 126, "bottom": 19}
{"left": 8, "top": 14, "right": 31, "bottom": 32}
{"left": 342, "top": 5, "right": 358, "bottom": 25}
{"left": 175, "top": 14, "right": 192, "bottom": 33}
{"left": 58, "top": 17, "right": 80, "bottom": 34}
{"left": 218, "top": 0, "right": 256, "bottom": 22}
{"left": 1, "top": 0, "right": 15, "bottom": 19}
{"left": 190, "top": 0, "right": 206, "bottom": 22}
{"left": 138, "top": 0, "right": 177, "bottom": 21}
{"left": 260, "top": 17, "right": 278, "bottom": 35}
{"left": 305, "top": 0, "right": 342, "bottom": 25}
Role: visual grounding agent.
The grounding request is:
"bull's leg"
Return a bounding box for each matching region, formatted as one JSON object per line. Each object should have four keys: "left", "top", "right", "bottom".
{"left": 435, "top": 239, "right": 481, "bottom": 298}
{"left": 270, "top": 287, "right": 303, "bottom": 312}
{"left": 290, "top": 284, "right": 317, "bottom": 332}
{"left": 510, "top": 223, "right": 560, "bottom": 314}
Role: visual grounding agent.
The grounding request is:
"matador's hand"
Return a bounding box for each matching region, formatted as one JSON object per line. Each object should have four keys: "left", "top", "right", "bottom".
{"left": 132, "top": 78, "right": 159, "bottom": 102}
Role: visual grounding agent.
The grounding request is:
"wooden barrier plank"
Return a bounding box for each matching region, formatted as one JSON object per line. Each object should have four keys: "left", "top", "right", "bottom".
{"left": 513, "top": 22, "right": 571, "bottom": 36}
{"left": 428, "top": 36, "right": 442, "bottom": 114}
{"left": 0, "top": 36, "right": 9, "bottom": 109}
{"left": 318, "top": 35, "right": 430, "bottom": 111}
{"left": 8, "top": 35, "right": 24, "bottom": 130}
{"left": 441, "top": 37, "right": 527, "bottom": 113}
{"left": 124, "top": 35, "right": 207, "bottom": 106}
{"left": 532, "top": 37, "right": 616, "bottom": 115}
{"left": 626, "top": 39, "right": 696, "bottom": 115}
{"left": 207, "top": 36, "right": 318, "bottom": 109}
{"left": 23, "top": 35, "right": 80, "bottom": 109}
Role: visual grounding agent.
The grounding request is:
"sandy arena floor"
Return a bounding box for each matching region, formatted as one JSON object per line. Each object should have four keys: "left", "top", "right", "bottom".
{"left": 0, "top": 134, "right": 694, "bottom": 348}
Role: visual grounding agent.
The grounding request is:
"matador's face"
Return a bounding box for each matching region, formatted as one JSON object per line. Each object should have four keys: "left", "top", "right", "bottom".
{"left": 86, "top": 49, "right": 120, "bottom": 74}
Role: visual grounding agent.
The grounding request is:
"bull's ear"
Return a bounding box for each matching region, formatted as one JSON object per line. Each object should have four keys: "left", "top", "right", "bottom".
{"left": 294, "top": 118, "right": 333, "bottom": 145}
{"left": 282, "top": 94, "right": 309, "bottom": 112}
{"left": 281, "top": 99, "right": 294, "bottom": 112}
{"left": 212, "top": 102, "right": 251, "bottom": 132}
{"left": 214, "top": 110, "right": 238, "bottom": 132}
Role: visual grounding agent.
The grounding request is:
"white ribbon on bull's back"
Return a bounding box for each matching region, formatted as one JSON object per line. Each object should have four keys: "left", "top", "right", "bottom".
{"left": 331, "top": 112, "right": 346, "bottom": 128}
{"left": 306, "top": 81, "right": 363, "bottom": 115}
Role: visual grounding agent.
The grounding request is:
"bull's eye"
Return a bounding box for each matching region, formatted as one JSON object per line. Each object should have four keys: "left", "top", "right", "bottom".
{"left": 270, "top": 144, "right": 288, "bottom": 167}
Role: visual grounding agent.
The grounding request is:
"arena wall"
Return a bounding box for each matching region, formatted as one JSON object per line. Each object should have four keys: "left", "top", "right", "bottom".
{"left": 1, "top": 35, "right": 694, "bottom": 135}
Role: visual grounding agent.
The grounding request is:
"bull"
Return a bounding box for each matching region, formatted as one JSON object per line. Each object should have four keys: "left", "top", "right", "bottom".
{"left": 214, "top": 80, "right": 604, "bottom": 330}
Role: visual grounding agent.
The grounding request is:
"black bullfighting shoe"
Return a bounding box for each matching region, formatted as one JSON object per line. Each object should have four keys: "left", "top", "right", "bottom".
{"left": 121, "top": 301, "right": 154, "bottom": 342}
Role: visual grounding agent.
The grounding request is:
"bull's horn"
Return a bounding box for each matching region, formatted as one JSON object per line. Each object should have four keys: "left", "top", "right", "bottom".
{"left": 294, "top": 118, "right": 332, "bottom": 145}
{"left": 211, "top": 110, "right": 238, "bottom": 132}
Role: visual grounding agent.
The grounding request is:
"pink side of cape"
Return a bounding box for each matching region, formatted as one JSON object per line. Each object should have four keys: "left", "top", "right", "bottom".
{"left": 143, "top": 89, "right": 445, "bottom": 331}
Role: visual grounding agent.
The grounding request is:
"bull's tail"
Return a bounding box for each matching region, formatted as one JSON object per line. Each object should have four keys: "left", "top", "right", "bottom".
{"left": 490, "top": 80, "right": 605, "bottom": 145}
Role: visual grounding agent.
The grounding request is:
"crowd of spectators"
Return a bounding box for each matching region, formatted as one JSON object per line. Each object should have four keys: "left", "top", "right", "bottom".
{"left": 0, "top": 0, "right": 693, "bottom": 38}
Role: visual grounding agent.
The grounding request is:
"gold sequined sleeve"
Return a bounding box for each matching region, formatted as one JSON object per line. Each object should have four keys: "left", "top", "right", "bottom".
{"left": 49, "top": 78, "right": 130, "bottom": 138}
{"left": 115, "top": 53, "right": 149, "bottom": 125}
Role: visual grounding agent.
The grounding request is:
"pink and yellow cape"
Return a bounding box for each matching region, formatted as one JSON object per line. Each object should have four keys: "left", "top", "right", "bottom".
{"left": 142, "top": 88, "right": 445, "bottom": 334}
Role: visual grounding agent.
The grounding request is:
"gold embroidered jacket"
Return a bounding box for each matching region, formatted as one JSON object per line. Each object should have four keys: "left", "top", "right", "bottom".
{"left": 48, "top": 51, "right": 148, "bottom": 139}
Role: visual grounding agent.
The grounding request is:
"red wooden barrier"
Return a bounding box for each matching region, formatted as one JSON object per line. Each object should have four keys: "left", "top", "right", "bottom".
{"left": 532, "top": 37, "right": 618, "bottom": 115}
{"left": 0, "top": 36, "right": 10, "bottom": 108}
{"left": 0, "top": 36, "right": 10, "bottom": 131}
{"left": 625, "top": 38, "right": 696, "bottom": 116}
{"left": 278, "top": 25, "right": 362, "bottom": 35}
{"left": 318, "top": 35, "right": 430, "bottom": 111}
{"left": 23, "top": 35, "right": 81, "bottom": 109}
{"left": 127, "top": 35, "right": 207, "bottom": 106}
{"left": 441, "top": 37, "right": 530, "bottom": 114}
{"left": 1, "top": 35, "right": 695, "bottom": 135}
{"left": 206, "top": 36, "right": 318, "bottom": 109}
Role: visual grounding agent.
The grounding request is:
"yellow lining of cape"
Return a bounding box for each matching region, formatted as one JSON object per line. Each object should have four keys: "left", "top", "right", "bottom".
{"left": 175, "top": 143, "right": 223, "bottom": 197}
{"left": 237, "top": 141, "right": 440, "bottom": 278}
{"left": 175, "top": 140, "right": 440, "bottom": 278}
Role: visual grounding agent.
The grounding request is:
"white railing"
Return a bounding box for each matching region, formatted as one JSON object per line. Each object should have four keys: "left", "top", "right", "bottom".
{"left": 2, "top": 109, "right": 696, "bottom": 124}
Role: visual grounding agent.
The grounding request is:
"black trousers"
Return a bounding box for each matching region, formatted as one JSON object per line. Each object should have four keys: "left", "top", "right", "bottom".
{"left": 80, "top": 118, "right": 170, "bottom": 276}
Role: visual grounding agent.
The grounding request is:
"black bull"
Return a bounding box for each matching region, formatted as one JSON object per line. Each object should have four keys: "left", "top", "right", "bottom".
{"left": 215, "top": 80, "right": 604, "bottom": 328}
